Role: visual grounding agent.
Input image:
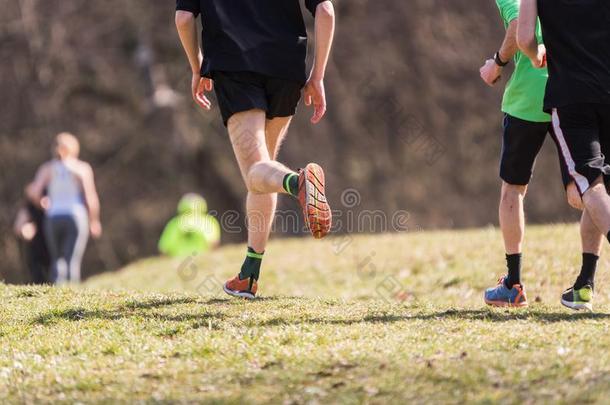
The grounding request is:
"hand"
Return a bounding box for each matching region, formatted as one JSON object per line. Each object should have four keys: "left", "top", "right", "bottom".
{"left": 90, "top": 220, "right": 102, "bottom": 239}
{"left": 566, "top": 182, "right": 584, "bottom": 210}
{"left": 479, "top": 59, "right": 502, "bottom": 87}
{"left": 531, "top": 44, "right": 547, "bottom": 68}
{"left": 304, "top": 77, "right": 327, "bottom": 124}
{"left": 20, "top": 223, "right": 37, "bottom": 241}
{"left": 191, "top": 73, "right": 213, "bottom": 110}
{"left": 40, "top": 196, "right": 50, "bottom": 211}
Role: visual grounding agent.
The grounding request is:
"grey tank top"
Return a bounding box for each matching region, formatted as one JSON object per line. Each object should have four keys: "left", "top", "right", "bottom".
{"left": 47, "top": 160, "right": 86, "bottom": 217}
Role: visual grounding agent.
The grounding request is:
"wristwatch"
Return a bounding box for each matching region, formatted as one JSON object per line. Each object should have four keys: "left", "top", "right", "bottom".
{"left": 494, "top": 51, "right": 509, "bottom": 67}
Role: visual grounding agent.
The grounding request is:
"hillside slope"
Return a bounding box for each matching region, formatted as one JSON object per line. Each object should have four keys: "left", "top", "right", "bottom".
{"left": 1, "top": 225, "right": 609, "bottom": 403}
{"left": 1, "top": 0, "right": 577, "bottom": 283}
{"left": 87, "top": 224, "right": 609, "bottom": 306}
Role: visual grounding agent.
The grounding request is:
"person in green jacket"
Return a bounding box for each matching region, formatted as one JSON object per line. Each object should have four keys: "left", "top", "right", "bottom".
{"left": 158, "top": 194, "right": 221, "bottom": 258}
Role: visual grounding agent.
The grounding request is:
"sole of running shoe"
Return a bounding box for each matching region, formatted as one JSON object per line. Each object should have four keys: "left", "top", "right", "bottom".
{"left": 299, "top": 163, "right": 332, "bottom": 239}
{"left": 223, "top": 283, "right": 256, "bottom": 300}
{"left": 561, "top": 298, "right": 592, "bottom": 312}
{"left": 484, "top": 298, "right": 529, "bottom": 308}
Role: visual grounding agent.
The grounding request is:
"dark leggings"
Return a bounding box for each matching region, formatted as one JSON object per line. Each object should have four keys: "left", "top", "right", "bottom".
{"left": 45, "top": 214, "right": 89, "bottom": 283}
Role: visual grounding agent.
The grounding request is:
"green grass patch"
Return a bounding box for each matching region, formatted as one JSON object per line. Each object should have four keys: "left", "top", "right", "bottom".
{"left": 0, "top": 224, "right": 609, "bottom": 403}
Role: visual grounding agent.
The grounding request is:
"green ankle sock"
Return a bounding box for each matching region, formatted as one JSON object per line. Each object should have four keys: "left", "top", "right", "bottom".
{"left": 283, "top": 173, "right": 299, "bottom": 197}
{"left": 239, "top": 247, "right": 264, "bottom": 280}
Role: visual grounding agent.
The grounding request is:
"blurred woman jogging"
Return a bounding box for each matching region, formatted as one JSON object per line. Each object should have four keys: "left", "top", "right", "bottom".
{"left": 27, "top": 133, "right": 102, "bottom": 284}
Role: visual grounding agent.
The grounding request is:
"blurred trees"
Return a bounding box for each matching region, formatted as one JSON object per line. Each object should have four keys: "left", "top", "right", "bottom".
{"left": 0, "top": 0, "right": 578, "bottom": 282}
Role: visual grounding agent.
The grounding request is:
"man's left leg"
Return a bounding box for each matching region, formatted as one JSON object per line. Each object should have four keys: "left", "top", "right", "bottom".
{"left": 223, "top": 111, "right": 331, "bottom": 299}
{"left": 236, "top": 116, "right": 293, "bottom": 294}
{"left": 549, "top": 119, "right": 604, "bottom": 311}
{"left": 485, "top": 115, "right": 547, "bottom": 307}
{"left": 245, "top": 116, "right": 293, "bottom": 253}
{"left": 223, "top": 110, "right": 292, "bottom": 299}
{"left": 561, "top": 207, "right": 603, "bottom": 311}
{"left": 559, "top": 136, "right": 606, "bottom": 311}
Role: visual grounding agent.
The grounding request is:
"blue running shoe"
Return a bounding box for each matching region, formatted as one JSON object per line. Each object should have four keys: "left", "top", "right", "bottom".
{"left": 484, "top": 276, "right": 528, "bottom": 307}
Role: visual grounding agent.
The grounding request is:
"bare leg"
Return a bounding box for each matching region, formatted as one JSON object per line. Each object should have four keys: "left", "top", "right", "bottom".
{"left": 581, "top": 208, "right": 604, "bottom": 255}
{"left": 499, "top": 182, "right": 527, "bottom": 254}
{"left": 245, "top": 117, "right": 293, "bottom": 252}
{"left": 227, "top": 110, "right": 294, "bottom": 252}
{"left": 582, "top": 177, "right": 610, "bottom": 238}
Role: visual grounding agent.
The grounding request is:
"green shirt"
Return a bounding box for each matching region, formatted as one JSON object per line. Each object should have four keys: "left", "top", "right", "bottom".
{"left": 158, "top": 214, "right": 221, "bottom": 258}
{"left": 496, "top": 0, "right": 550, "bottom": 123}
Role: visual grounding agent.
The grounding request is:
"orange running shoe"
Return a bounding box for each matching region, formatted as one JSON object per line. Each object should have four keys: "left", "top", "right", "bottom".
{"left": 298, "top": 163, "right": 332, "bottom": 239}
{"left": 223, "top": 275, "right": 258, "bottom": 300}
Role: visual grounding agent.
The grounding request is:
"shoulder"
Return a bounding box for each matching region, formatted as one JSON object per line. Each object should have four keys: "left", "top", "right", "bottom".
{"left": 76, "top": 160, "right": 94, "bottom": 176}
{"left": 37, "top": 161, "right": 55, "bottom": 177}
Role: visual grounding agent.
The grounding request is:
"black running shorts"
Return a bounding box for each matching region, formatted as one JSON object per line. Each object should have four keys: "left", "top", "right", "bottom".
{"left": 500, "top": 114, "right": 570, "bottom": 187}
{"left": 550, "top": 104, "right": 610, "bottom": 195}
{"left": 212, "top": 71, "right": 303, "bottom": 127}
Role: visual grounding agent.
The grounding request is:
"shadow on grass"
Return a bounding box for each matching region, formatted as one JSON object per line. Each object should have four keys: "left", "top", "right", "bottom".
{"left": 31, "top": 296, "right": 225, "bottom": 326}
{"left": 31, "top": 293, "right": 609, "bottom": 328}
{"left": 256, "top": 308, "right": 610, "bottom": 327}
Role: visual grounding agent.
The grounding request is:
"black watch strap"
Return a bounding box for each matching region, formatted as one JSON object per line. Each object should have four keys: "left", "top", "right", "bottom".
{"left": 494, "top": 51, "right": 509, "bottom": 67}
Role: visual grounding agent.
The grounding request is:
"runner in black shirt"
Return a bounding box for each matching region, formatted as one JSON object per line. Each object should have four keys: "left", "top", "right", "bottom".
{"left": 518, "top": 0, "right": 610, "bottom": 311}
{"left": 175, "top": 0, "right": 336, "bottom": 299}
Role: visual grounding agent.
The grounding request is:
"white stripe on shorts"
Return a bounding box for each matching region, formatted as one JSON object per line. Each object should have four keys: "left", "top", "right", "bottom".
{"left": 551, "top": 108, "right": 590, "bottom": 194}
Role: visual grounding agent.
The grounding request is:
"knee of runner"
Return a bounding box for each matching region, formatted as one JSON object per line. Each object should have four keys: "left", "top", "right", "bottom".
{"left": 245, "top": 162, "right": 268, "bottom": 193}
{"left": 501, "top": 183, "right": 527, "bottom": 200}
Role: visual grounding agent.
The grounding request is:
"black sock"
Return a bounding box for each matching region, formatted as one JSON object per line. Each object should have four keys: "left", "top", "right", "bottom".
{"left": 283, "top": 173, "right": 299, "bottom": 197}
{"left": 607, "top": 231, "right": 610, "bottom": 245}
{"left": 505, "top": 253, "right": 522, "bottom": 288}
{"left": 574, "top": 253, "right": 599, "bottom": 290}
{"left": 238, "top": 247, "right": 264, "bottom": 281}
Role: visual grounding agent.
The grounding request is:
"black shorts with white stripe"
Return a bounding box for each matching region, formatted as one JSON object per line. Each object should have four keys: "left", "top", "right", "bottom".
{"left": 500, "top": 114, "right": 570, "bottom": 187}
{"left": 550, "top": 104, "right": 610, "bottom": 195}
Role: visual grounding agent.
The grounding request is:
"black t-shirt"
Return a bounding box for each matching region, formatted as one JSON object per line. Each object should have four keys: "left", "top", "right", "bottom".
{"left": 176, "top": 0, "right": 328, "bottom": 84}
{"left": 538, "top": 0, "right": 610, "bottom": 111}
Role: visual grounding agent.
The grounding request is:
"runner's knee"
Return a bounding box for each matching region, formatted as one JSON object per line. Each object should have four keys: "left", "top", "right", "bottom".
{"left": 501, "top": 182, "right": 527, "bottom": 200}
{"left": 246, "top": 161, "right": 271, "bottom": 193}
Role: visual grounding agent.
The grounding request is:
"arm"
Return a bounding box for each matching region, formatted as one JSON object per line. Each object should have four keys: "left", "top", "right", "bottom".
{"left": 498, "top": 20, "right": 519, "bottom": 63}
{"left": 304, "top": 1, "right": 335, "bottom": 124}
{"left": 175, "top": 9, "right": 212, "bottom": 110}
{"left": 81, "top": 164, "right": 102, "bottom": 238}
{"left": 175, "top": 11, "right": 202, "bottom": 76}
{"left": 25, "top": 163, "right": 51, "bottom": 206}
{"left": 13, "top": 207, "right": 34, "bottom": 240}
{"left": 517, "top": 0, "right": 543, "bottom": 66}
{"left": 479, "top": 20, "right": 518, "bottom": 87}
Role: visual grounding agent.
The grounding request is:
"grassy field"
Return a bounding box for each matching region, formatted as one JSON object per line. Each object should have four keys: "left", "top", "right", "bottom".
{"left": 2, "top": 224, "right": 610, "bottom": 403}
